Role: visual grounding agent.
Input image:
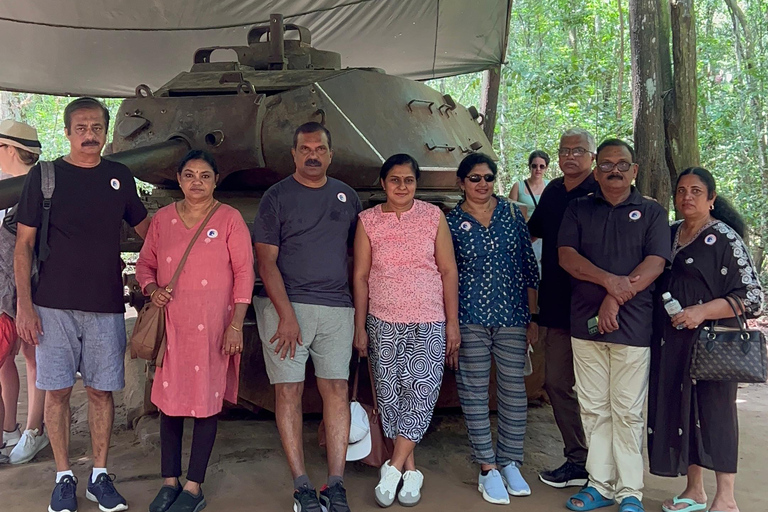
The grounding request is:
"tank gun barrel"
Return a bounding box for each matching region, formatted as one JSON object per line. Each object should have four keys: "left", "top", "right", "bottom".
{"left": 0, "top": 176, "right": 26, "bottom": 210}
{"left": 107, "top": 137, "right": 191, "bottom": 186}
{"left": 0, "top": 138, "right": 190, "bottom": 210}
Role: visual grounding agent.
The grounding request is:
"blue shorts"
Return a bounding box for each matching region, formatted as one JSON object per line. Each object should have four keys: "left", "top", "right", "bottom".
{"left": 35, "top": 306, "right": 126, "bottom": 391}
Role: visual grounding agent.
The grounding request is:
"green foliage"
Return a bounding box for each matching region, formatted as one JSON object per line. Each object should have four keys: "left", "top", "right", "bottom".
{"left": 430, "top": 0, "right": 767, "bottom": 278}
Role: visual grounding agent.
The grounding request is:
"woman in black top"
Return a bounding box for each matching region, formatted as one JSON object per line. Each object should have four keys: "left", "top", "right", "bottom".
{"left": 647, "top": 168, "right": 763, "bottom": 512}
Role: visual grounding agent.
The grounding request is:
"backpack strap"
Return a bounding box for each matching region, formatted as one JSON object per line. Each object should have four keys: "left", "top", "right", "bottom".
{"left": 37, "top": 161, "right": 55, "bottom": 263}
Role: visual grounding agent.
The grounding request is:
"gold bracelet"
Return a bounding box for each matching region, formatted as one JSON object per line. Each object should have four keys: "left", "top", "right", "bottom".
{"left": 229, "top": 324, "right": 242, "bottom": 332}
{"left": 149, "top": 288, "right": 159, "bottom": 300}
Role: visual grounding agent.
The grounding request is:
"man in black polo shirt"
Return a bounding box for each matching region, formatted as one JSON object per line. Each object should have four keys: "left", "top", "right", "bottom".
{"left": 558, "top": 139, "right": 669, "bottom": 511}
{"left": 528, "top": 128, "right": 596, "bottom": 488}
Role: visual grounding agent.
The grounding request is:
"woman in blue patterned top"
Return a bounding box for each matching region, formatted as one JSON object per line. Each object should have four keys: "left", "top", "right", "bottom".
{"left": 446, "top": 153, "right": 540, "bottom": 505}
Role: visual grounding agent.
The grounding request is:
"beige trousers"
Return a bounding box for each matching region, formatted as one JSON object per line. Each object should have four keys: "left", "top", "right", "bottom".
{"left": 571, "top": 338, "right": 650, "bottom": 502}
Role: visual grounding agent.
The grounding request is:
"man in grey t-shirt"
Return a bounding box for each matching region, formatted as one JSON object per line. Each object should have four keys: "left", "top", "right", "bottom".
{"left": 253, "top": 122, "right": 360, "bottom": 512}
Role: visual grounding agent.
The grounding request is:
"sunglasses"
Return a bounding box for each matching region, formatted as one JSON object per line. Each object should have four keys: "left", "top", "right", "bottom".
{"left": 466, "top": 174, "right": 496, "bottom": 183}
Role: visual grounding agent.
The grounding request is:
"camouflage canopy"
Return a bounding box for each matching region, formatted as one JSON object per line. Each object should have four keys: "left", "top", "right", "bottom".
{"left": 0, "top": 0, "right": 512, "bottom": 97}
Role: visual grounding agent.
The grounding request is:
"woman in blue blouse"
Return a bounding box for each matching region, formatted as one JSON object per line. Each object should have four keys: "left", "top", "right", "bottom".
{"left": 447, "top": 153, "right": 540, "bottom": 505}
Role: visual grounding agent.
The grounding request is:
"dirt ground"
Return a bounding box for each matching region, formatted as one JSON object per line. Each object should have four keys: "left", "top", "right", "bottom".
{"left": 2, "top": 338, "right": 767, "bottom": 511}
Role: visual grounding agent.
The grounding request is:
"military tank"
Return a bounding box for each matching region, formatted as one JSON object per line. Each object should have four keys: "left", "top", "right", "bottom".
{"left": 3, "top": 15, "right": 497, "bottom": 414}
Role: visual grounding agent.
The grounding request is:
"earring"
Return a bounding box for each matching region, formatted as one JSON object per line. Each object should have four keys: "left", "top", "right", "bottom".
{"left": 709, "top": 204, "right": 714, "bottom": 210}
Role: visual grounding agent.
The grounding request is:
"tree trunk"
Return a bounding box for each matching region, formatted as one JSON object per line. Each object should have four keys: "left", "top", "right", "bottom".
{"left": 666, "top": 0, "right": 700, "bottom": 181}
{"left": 617, "top": 0, "right": 625, "bottom": 121}
{"left": 629, "top": 0, "right": 671, "bottom": 206}
{"left": 480, "top": 66, "right": 502, "bottom": 144}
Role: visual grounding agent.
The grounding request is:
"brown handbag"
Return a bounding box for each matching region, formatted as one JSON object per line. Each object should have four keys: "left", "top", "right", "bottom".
{"left": 318, "top": 356, "right": 394, "bottom": 467}
{"left": 130, "top": 202, "right": 221, "bottom": 367}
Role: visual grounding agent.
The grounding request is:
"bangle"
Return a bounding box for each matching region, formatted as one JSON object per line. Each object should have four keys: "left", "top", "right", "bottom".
{"left": 149, "top": 288, "right": 159, "bottom": 300}
{"left": 229, "top": 324, "right": 242, "bottom": 332}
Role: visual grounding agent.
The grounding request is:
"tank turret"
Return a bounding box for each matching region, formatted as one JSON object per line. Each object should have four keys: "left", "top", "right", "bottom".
{"left": 1, "top": 15, "right": 495, "bottom": 414}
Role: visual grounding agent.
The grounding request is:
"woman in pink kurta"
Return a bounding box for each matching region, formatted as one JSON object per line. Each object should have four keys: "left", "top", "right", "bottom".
{"left": 136, "top": 150, "right": 254, "bottom": 512}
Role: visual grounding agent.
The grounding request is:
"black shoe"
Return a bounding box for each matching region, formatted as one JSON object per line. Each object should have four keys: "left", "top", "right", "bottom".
{"left": 167, "top": 490, "right": 206, "bottom": 512}
{"left": 538, "top": 461, "right": 589, "bottom": 488}
{"left": 293, "top": 486, "right": 323, "bottom": 512}
{"left": 319, "top": 482, "right": 350, "bottom": 512}
{"left": 149, "top": 483, "right": 183, "bottom": 512}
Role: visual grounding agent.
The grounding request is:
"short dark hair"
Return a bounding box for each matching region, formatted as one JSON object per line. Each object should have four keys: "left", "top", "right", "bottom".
{"left": 528, "top": 150, "right": 550, "bottom": 167}
{"left": 596, "top": 138, "right": 636, "bottom": 161}
{"left": 177, "top": 149, "right": 219, "bottom": 175}
{"left": 457, "top": 153, "right": 497, "bottom": 180}
{"left": 380, "top": 153, "right": 420, "bottom": 181}
{"left": 676, "top": 167, "right": 746, "bottom": 238}
{"left": 64, "top": 97, "right": 110, "bottom": 132}
{"left": 293, "top": 122, "right": 332, "bottom": 150}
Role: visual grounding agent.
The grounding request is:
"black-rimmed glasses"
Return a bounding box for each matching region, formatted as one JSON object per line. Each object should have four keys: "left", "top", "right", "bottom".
{"left": 466, "top": 174, "right": 496, "bottom": 183}
{"left": 597, "top": 161, "right": 634, "bottom": 173}
{"left": 558, "top": 147, "right": 591, "bottom": 157}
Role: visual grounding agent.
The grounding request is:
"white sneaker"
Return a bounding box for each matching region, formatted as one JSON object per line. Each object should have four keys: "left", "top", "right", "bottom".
{"left": 2, "top": 424, "right": 21, "bottom": 452}
{"left": 375, "top": 460, "right": 402, "bottom": 508}
{"left": 398, "top": 469, "right": 424, "bottom": 507}
{"left": 0, "top": 445, "right": 9, "bottom": 464}
{"left": 9, "top": 428, "right": 50, "bottom": 464}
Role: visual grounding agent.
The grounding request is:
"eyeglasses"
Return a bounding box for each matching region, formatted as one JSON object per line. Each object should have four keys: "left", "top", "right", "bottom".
{"left": 558, "top": 147, "right": 591, "bottom": 157}
{"left": 466, "top": 174, "right": 496, "bottom": 183}
{"left": 530, "top": 164, "right": 547, "bottom": 170}
{"left": 597, "top": 161, "right": 634, "bottom": 173}
{"left": 297, "top": 146, "right": 329, "bottom": 156}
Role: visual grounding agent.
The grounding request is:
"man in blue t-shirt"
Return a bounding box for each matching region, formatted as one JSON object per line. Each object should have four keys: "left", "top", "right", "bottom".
{"left": 253, "top": 122, "right": 361, "bottom": 512}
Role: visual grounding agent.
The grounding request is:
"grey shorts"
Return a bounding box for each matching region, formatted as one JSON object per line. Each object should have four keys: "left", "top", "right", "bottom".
{"left": 35, "top": 306, "right": 126, "bottom": 392}
{"left": 254, "top": 297, "right": 353, "bottom": 384}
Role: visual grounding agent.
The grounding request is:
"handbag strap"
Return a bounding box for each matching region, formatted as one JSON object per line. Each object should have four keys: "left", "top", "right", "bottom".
{"left": 724, "top": 294, "right": 747, "bottom": 332}
{"left": 350, "top": 356, "right": 361, "bottom": 401}
{"left": 366, "top": 356, "right": 381, "bottom": 413}
{"left": 166, "top": 201, "right": 222, "bottom": 293}
{"left": 524, "top": 179, "right": 538, "bottom": 208}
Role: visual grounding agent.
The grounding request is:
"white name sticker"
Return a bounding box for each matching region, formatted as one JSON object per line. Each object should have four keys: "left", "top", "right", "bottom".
{"left": 207, "top": 229, "right": 218, "bottom": 239}
{"left": 337, "top": 192, "right": 347, "bottom": 203}
{"left": 110, "top": 178, "right": 120, "bottom": 190}
{"left": 628, "top": 210, "right": 641, "bottom": 221}
{"left": 704, "top": 234, "right": 717, "bottom": 245}
{"left": 460, "top": 221, "right": 472, "bottom": 231}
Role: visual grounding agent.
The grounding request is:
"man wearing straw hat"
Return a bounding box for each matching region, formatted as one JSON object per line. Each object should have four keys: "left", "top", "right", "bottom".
{"left": 14, "top": 98, "right": 150, "bottom": 512}
{"left": 0, "top": 120, "right": 50, "bottom": 468}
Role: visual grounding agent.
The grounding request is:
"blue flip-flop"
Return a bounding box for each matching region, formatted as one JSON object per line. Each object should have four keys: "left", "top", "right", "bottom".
{"left": 662, "top": 496, "right": 707, "bottom": 512}
{"left": 620, "top": 496, "right": 645, "bottom": 512}
{"left": 565, "top": 487, "right": 615, "bottom": 511}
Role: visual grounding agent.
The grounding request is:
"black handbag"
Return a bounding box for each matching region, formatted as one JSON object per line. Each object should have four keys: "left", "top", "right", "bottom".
{"left": 691, "top": 295, "right": 768, "bottom": 383}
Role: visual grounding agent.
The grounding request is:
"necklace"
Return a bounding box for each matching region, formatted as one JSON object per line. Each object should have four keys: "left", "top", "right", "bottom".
{"left": 178, "top": 198, "right": 216, "bottom": 227}
{"left": 462, "top": 197, "right": 496, "bottom": 215}
{"left": 672, "top": 218, "right": 717, "bottom": 258}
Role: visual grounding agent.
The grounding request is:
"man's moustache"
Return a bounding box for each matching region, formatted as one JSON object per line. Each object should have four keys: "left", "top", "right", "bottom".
{"left": 305, "top": 159, "right": 322, "bottom": 167}
{"left": 607, "top": 174, "right": 624, "bottom": 180}
{"left": 82, "top": 140, "right": 100, "bottom": 146}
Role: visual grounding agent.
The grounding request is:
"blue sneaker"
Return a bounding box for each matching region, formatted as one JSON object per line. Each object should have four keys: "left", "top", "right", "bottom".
{"left": 49, "top": 475, "right": 78, "bottom": 512}
{"left": 86, "top": 473, "right": 128, "bottom": 512}
{"left": 501, "top": 464, "right": 531, "bottom": 497}
{"left": 478, "top": 469, "right": 510, "bottom": 505}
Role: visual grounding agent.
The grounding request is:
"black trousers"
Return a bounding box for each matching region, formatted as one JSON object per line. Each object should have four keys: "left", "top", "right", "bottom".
{"left": 542, "top": 327, "right": 588, "bottom": 465}
{"left": 160, "top": 413, "right": 218, "bottom": 484}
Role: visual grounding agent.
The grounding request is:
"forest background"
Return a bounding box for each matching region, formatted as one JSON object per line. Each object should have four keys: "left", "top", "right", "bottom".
{"left": 0, "top": 0, "right": 766, "bottom": 281}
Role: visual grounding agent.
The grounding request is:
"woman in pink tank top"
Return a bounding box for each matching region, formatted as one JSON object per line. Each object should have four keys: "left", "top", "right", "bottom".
{"left": 353, "top": 154, "right": 460, "bottom": 508}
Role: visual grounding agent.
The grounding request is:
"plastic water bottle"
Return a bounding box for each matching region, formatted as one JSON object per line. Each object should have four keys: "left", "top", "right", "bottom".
{"left": 662, "top": 292, "right": 685, "bottom": 330}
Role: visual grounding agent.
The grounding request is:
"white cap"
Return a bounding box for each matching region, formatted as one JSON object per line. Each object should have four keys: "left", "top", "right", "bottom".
{"left": 345, "top": 401, "right": 372, "bottom": 461}
{"left": 662, "top": 292, "right": 672, "bottom": 300}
